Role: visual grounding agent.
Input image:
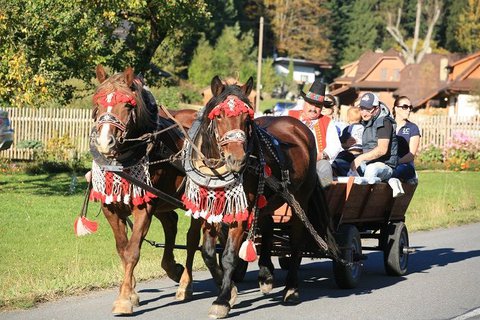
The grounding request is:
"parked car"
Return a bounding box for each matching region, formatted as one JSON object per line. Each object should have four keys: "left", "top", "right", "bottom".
{"left": 0, "top": 109, "right": 14, "bottom": 151}
{"left": 272, "top": 101, "right": 297, "bottom": 116}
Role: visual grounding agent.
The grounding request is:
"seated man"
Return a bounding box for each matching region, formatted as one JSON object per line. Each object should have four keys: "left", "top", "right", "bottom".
{"left": 288, "top": 80, "right": 342, "bottom": 187}
{"left": 351, "top": 92, "right": 398, "bottom": 182}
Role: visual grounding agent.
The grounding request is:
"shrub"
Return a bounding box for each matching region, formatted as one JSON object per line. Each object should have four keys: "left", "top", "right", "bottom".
{"left": 23, "top": 134, "right": 90, "bottom": 174}
{"left": 443, "top": 132, "right": 480, "bottom": 171}
{"left": 416, "top": 132, "right": 480, "bottom": 171}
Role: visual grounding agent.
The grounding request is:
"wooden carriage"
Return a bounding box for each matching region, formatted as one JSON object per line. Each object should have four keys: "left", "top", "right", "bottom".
{"left": 269, "top": 178, "right": 417, "bottom": 289}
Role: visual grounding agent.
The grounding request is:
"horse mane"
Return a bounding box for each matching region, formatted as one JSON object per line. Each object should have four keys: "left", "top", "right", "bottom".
{"left": 93, "top": 72, "right": 158, "bottom": 135}
{"left": 198, "top": 83, "right": 252, "bottom": 159}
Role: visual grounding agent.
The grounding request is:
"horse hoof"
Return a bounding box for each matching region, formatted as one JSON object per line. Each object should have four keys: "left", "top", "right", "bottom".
{"left": 208, "top": 304, "right": 230, "bottom": 319}
{"left": 175, "top": 284, "right": 193, "bottom": 301}
{"left": 130, "top": 292, "right": 140, "bottom": 307}
{"left": 229, "top": 285, "right": 238, "bottom": 307}
{"left": 112, "top": 299, "right": 133, "bottom": 315}
{"left": 283, "top": 288, "right": 300, "bottom": 305}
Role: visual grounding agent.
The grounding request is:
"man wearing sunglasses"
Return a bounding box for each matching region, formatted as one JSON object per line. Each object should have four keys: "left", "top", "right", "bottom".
{"left": 351, "top": 92, "right": 398, "bottom": 182}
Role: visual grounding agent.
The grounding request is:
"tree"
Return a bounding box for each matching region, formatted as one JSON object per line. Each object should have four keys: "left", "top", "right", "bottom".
{"left": 385, "top": 0, "right": 442, "bottom": 64}
{"left": 0, "top": 0, "right": 210, "bottom": 107}
{"left": 455, "top": 0, "right": 480, "bottom": 53}
{"left": 188, "top": 25, "right": 256, "bottom": 88}
{"left": 342, "top": 0, "right": 382, "bottom": 64}
{"left": 264, "top": 0, "right": 332, "bottom": 61}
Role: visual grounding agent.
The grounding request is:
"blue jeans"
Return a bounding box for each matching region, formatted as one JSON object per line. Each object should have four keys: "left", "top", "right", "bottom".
{"left": 392, "top": 163, "right": 416, "bottom": 181}
{"left": 359, "top": 161, "right": 393, "bottom": 181}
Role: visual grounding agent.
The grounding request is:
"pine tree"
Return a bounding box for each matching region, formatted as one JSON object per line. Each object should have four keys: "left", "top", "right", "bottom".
{"left": 455, "top": 0, "right": 480, "bottom": 53}
{"left": 342, "top": 0, "right": 382, "bottom": 64}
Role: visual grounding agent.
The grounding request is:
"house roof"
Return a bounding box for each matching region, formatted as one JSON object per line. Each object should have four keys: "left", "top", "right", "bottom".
{"left": 331, "top": 50, "right": 404, "bottom": 92}
{"left": 394, "top": 54, "right": 454, "bottom": 107}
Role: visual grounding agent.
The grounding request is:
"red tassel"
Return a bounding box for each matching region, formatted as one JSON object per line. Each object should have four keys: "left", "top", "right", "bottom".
{"left": 239, "top": 239, "right": 257, "bottom": 262}
{"left": 257, "top": 195, "right": 267, "bottom": 208}
{"left": 74, "top": 216, "right": 98, "bottom": 236}
{"left": 264, "top": 164, "right": 272, "bottom": 177}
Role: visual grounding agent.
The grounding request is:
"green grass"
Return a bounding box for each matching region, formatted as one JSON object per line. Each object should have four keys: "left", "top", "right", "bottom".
{"left": 0, "top": 171, "right": 479, "bottom": 310}
{"left": 0, "top": 173, "right": 204, "bottom": 310}
{"left": 407, "top": 171, "right": 480, "bottom": 231}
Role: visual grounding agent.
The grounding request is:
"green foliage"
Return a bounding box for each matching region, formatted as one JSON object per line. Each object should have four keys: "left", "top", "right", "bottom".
{"left": 148, "top": 86, "right": 202, "bottom": 109}
{"left": 23, "top": 134, "right": 90, "bottom": 174}
{"left": 16, "top": 140, "right": 43, "bottom": 150}
{"left": 0, "top": 0, "right": 210, "bottom": 107}
{"left": 341, "top": 0, "right": 382, "bottom": 64}
{"left": 443, "top": 132, "right": 480, "bottom": 171}
{"left": 416, "top": 132, "right": 480, "bottom": 171}
{"left": 188, "top": 25, "right": 256, "bottom": 88}
{"left": 261, "top": 58, "right": 282, "bottom": 96}
{"left": 416, "top": 144, "right": 444, "bottom": 170}
{"left": 455, "top": 0, "right": 480, "bottom": 53}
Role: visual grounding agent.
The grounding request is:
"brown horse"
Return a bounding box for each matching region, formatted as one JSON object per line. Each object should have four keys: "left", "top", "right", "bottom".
{"left": 91, "top": 65, "right": 200, "bottom": 315}
{"left": 188, "top": 76, "right": 337, "bottom": 318}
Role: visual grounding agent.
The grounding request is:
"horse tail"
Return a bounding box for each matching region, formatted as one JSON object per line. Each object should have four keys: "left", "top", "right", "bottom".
{"left": 307, "top": 179, "right": 340, "bottom": 258}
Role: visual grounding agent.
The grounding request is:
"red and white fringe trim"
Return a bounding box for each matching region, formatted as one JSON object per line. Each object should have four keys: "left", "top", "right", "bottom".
{"left": 182, "top": 176, "right": 249, "bottom": 224}
{"left": 89, "top": 157, "right": 156, "bottom": 205}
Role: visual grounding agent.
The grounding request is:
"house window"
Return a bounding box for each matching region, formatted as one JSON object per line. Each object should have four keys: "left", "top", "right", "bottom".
{"left": 393, "top": 69, "right": 400, "bottom": 81}
{"left": 380, "top": 68, "right": 388, "bottom": 81}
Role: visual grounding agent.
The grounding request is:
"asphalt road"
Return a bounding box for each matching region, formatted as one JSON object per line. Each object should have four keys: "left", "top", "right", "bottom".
{"left": 3, "top": 223, "right": 480, "bottom": 320}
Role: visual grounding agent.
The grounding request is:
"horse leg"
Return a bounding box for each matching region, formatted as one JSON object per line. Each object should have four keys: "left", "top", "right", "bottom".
{"left": 257, "top": 213, "right": 275, "bottom": 294}
{"left": 156, "top": 211, "right": 185, "bottom": 283}
{"left": 208, "top": 225, "right": 244, "bottom": 319}
{"left": 282, "top": 213, "right": 304, "bottom": 304}
{"left": 113, "top": 206, "right": 152, "bottom": 315}
{"left": 176, "top": 217, "right": 202, "bottom": 301}
{"left": 201, "top": 223, "right": 223, "bottom": 288}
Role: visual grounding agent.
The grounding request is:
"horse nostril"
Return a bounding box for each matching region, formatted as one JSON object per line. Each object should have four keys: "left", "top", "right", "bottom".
{"left": 107, "top": 135, "right": 116, "bottom": 148}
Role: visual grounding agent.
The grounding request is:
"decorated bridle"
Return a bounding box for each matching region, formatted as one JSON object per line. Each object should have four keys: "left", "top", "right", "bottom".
{"left": 208, "top": 95, "right": 254, "bottom": 148}
{"left": 94, "top": 89, "right": 138, "bottom": 141}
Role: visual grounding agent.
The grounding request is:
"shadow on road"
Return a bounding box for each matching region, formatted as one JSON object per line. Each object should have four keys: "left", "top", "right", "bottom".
{"left": 132, "top": 246, "right": 480, "bottom": 318}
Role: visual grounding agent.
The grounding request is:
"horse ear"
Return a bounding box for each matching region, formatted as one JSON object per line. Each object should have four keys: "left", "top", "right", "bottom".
{"left": 96, "top": 65, "right": 108, "bottom": 84}
{"left": 241, "top": 77, "right": 254, "bottom": 97}
{"left": 124, "top": 67, "right": 134, "bottom": 87}
{"left": 211, "top": 76, "right": 225, "bottom": 97}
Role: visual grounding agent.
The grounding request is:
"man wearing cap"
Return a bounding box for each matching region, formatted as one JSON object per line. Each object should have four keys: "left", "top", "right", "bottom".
{"left": 288, "top": 79, "right": 342, "bottom": 187}
{"left": 352, "top": 92, "right": 398, "bottom": 181}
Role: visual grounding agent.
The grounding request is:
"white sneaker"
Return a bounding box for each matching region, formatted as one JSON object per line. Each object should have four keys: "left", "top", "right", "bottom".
{"left": 388, "top": 178, "right": 405, "bottom": 198}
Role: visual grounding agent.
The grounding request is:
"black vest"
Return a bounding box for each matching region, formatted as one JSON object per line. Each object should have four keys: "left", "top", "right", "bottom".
{"left": 361, "top": 104, "right": 398, "bottom": 168}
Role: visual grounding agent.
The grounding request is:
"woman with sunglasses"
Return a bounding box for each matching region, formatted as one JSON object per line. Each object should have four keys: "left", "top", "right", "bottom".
{"left": 392, "top": 96, "right": 421, "bottom": 182}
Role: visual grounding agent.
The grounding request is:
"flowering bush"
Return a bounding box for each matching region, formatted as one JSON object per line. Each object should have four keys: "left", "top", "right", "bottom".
{"left": 416, "top": 132, "right": 480, "bottom": 171}
{"left": 416, "top": 144, "right": 444, "bottom": 170}
{"left": 443, "top": 132, "right": 480, "bottom": 171}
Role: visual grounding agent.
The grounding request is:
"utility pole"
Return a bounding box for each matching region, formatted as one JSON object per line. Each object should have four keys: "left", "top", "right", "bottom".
{"left": 255, "top": 16, "right": 264, "bottom": 113}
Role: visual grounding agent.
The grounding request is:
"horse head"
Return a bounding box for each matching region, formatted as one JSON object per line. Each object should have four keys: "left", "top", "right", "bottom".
{"left": 92, "top": 65, "right": 157, "bottom": 158}
{"left": 203, "top": 75, "right": 254, "bottom": 173}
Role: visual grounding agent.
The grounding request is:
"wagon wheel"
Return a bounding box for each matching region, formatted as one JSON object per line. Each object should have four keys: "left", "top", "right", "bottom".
{"left": 383, "top": 221, "right": 409, "bottom": 276}
{"left": 332, "top": 224, "right": 362, "bottom": 289}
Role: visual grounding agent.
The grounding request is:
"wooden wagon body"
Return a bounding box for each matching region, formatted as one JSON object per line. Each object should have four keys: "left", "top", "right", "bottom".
{"left": 269, "top": 179, "right": 417, "bottom": 288}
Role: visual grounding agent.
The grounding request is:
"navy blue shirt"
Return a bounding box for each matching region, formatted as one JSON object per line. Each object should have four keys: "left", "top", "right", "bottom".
{"left": 396, "top": 121, "right": 421, "bottom": 158}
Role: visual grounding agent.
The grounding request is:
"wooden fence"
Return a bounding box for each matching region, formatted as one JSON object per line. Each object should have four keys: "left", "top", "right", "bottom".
{"left": 0, "top": 108, "right": 92, "bottom": 160}
{"left": 410, "top": 114, "right": 480, "bottom": 149}
{"left": 0, "top": 108, "right": 479, "bottom": 161}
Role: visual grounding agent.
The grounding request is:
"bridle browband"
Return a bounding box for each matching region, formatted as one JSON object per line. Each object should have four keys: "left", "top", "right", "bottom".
{"left": 208, "top": 95, "right": 254, "bottom": 148}
{"left": 94, "top": 91, "right": 138, "bottom": 140}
